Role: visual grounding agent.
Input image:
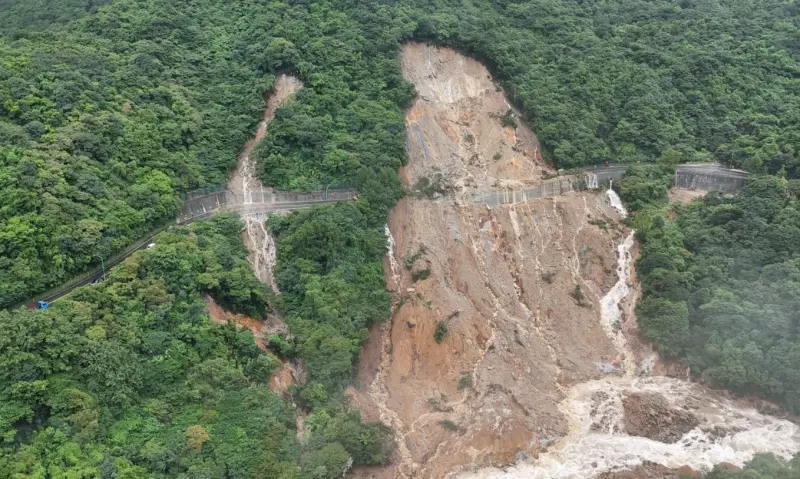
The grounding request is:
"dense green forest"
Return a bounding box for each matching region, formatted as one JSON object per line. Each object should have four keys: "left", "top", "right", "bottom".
{"left": 0, "top": 0, "right": 268, "bottom": 307}
{"left": 4, "top": 0, "right": 800, "bottom": 308}
{"left": 628, "top": 173, "right": 800, "bottom": 412}
{"left": 704, "top": 454, "right": 800, "bottom": 478}
{"left": 0, "top": 0, "right": 110, "bottom": 34}
{"left": 3, "top": 0, "right": 800, "bottom": 476}
{"left": 0, "top": 215, "right": 389, "bottom": 478}
{"left": 402, "top": 0, "right": 800, "bottom": 172}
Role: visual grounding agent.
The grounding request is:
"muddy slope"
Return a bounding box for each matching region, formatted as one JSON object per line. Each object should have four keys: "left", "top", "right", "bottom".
{"left": 216, "top": 75, "right": 304, "bottom": 396}
{"left": 350, "top": 43, "right": 628, "bottom": 478}
{"left": 350, "top": 43, "right": 800, "bottom": 479}
{"left": 400, "top": 43, "right": 549, "bottom": 195}
{"left": 229, "top": 74, "right": 302, "bottom": 297}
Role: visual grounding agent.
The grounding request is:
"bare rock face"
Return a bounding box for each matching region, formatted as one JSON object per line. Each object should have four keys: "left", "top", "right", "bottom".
{"left": 622, "top": 392, "right": 699, "bottom": 443}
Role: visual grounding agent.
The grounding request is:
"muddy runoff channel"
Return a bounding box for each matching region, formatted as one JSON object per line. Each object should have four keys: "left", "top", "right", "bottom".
{"left": 228, "top": 74, "right": 301, "bottom": 293}
{"left": 350, "top": 43, "right": 800, "bottom": 479}
{"left": 455, "top": 193, "right": 799, "bottom": 479}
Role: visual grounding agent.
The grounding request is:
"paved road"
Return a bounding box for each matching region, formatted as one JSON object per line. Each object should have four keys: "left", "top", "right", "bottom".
{"left": 35, "top": 227, "right": 168, "bottom": 305}
{"left": 29, "top": 195, "right": 355, "bottom": 308}
{"left": 584, "top": 163, "right": 749, "bottom": 183}
{"left": 30, "top": 164, "right": 745, "bottom": 308}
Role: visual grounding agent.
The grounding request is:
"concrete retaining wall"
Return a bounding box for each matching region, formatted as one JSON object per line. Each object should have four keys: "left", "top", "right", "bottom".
{"left": 674, "top": 172, "right": 747, "bottom": 194}
{"left": 179, "top": 189, "right": 358, "bottom": 221}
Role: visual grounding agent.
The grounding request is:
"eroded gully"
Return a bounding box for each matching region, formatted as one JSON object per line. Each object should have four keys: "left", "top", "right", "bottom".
{"left": 228, "top": 74, "right": 302, "bottom": 293}
{"left": 452, "top": 189, "right": 800, "bottom": 478}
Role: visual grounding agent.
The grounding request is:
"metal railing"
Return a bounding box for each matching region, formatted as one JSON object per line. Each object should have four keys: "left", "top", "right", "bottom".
{"left": 179, "top": 187, "right": 358, "bottom": 221}
{"left": 471, "top": 164, "right": 749, "bottom": 207}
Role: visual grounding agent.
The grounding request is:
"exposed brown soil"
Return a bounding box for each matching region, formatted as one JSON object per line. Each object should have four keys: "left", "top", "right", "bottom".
{"left": 229, "top": 74, "right": 302, "bottom": 294}
{"left": 622, "top": 392, "right": 699, "bottom": 443}
{"left": 228, "top": 74, "right": 302, "bottom": 197}
{"left": 224, "top": 77, "right": 311, "bottom": 443}
{"left": 212, "top": 77, "right": 305, "bottom": 401}
{"left": 400, "top": 41, "right": 550, "bottom": 197}
{"left": 206, "top": 296, "right": 267, "bottom": 350}
{"left": 350, "top": 43, "right": 632, "bottom": 478}
{"left": 205, "top": 296, "right": 299, "bottom": 396}
{"left": 269, "top": 365, "right": 296, "bottom": 396}
{"left": 668, "top": 188, "right": 707, "bottom": 204}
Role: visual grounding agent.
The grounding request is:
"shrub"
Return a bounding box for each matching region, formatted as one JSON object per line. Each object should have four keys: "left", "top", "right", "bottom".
{"left": 411, "top": 268, "right": 431, "bottom": 282}
{"left": 501, "top": 109, "right": 516, "bottom": 128}
{"left": 434, "top": 321, "right": 449, "bottom": 344}
{"left": 438, "top": 420, "right": 459, "bottom": 432}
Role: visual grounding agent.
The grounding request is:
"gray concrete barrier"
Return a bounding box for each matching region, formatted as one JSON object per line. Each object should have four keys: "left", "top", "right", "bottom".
{"left": 178, "top": 188, "right": 358, "bottom": 221}
{"left": 470, "top": 164, "right": 749, "bottom": 207}
{"left": 674, "top": 171, "right": 747, "bottom": 194}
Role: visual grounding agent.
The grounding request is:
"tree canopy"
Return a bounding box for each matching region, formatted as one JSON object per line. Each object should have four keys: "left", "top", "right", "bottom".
{"left": 4, "top": 0, "right": 800, "bottom": 307}
{"left": 632, "top": 176, "right": 800, "bottom": 413}
{"left": 3, "top": 0, "right": 800, "bottom": 475}
{"left": 0, "top": 215, "right": 390, "bottom": 478}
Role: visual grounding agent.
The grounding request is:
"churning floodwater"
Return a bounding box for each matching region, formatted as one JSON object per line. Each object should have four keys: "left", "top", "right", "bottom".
{"left": 385, "top": 224, "right": 401, "bottom": 288}
{"left": 455, "top": 188, "right": 800, "bottom": 479}
{"left": 606, "top": 182, "right": 627, "bottom": 219}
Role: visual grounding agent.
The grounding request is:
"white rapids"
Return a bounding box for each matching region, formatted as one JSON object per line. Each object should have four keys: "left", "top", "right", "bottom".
{"left": 385, "top": 224, "right": 401, "bottom": 289}
{"left": 245, "top": 217, "right": 279, "bottom": 293}
{"left": 454, "top": 187, "right": 800, "bottom": 479}
{"left": 606, "top": 181, "right": 627, "bottom": 219}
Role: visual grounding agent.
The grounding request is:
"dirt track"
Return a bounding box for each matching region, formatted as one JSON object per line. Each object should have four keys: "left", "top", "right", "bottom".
{"left": 349, "top": 43, "right": 630, "bottom": 478}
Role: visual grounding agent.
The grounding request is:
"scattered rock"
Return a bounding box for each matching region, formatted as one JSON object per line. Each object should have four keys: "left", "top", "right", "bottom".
{"left": 622, "top": 392, "right": 699, "bottom": 443}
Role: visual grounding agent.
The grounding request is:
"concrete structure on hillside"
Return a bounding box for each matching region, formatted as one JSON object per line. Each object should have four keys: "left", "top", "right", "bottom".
{"left": 472, "top": 164, "right": 749, "bottom": 207}
{"left": 179, "top": 188, "right": 358, "bottom": 222}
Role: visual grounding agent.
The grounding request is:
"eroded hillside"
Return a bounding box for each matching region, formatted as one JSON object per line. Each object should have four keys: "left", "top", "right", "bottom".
{"left": 399, "top": 44, "right": 549, "bottom": 195}
{"left": 350, "top": 43, "right": 800, "bottom": 479}
{"left": 229, "top": 74, "right": 302, "bottom": 297}
{"left": 350, "top": 43, "right": 630, "bottom": 478}
{"left": 219, "top": 74, "right": 305, "bottom": 394}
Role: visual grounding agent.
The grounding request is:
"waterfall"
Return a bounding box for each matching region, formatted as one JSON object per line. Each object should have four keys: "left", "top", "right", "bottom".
{"left": 606, "top": 181, "right": 628, "bottom": 219}
{"left": 585, "top": 173, "right": 599, "bottom": 190}
{"left": 385, "top": 224, "right": 401, "bottom": 288}
{"left": 243, "top": 218, "right": 279, "bottom": 293}
{"left": 453, "top": 193, "right": 800, "bottom": 478}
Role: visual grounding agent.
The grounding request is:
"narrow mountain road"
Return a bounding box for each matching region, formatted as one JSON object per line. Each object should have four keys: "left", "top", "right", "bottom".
{"left": 26, "top": 162, "right": 742, "bottom": 308}
{"left": 30, "top": 194, "right": 356, "bottom": 307}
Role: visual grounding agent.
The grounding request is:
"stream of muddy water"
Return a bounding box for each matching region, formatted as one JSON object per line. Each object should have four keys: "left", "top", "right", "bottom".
{"left": 385, "top": 224, "right": 401, "bottom": 289}
{"left": 455, "top": 188, "right": 800, "bottom": 478}
{"left": 229, "top": 75, "right": 301, "bottom": 291}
